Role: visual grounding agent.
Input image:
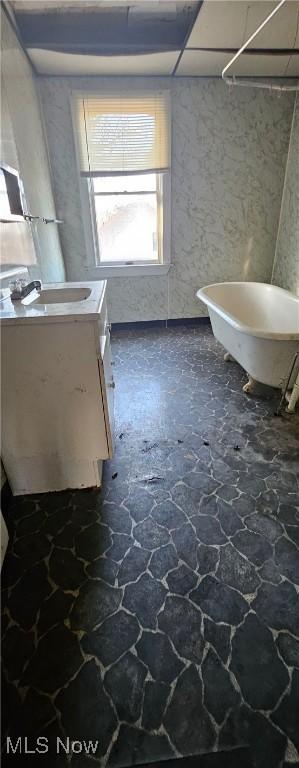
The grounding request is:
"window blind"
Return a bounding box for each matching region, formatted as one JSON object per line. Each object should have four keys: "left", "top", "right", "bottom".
{"left": 73, "top": 92, "right": 170, "bottom": 176}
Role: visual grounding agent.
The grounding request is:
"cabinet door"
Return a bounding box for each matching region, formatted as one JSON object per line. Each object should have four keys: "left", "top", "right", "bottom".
{"left": 98, "top": 334, "right": 115, "bottom": 457}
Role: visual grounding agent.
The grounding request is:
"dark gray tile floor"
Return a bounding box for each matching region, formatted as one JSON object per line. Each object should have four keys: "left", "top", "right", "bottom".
{"left": 1, "top": 325, "right": 299, "bottom": 768}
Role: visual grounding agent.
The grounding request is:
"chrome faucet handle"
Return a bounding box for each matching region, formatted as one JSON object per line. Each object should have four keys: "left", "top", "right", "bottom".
{"left": 10, "top": 280, "right": 42, "bottom": 301}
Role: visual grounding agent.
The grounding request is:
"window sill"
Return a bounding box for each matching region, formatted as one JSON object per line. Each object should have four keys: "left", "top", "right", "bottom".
{"left": 84, "top": 263, "right": 171, "bottom": 278}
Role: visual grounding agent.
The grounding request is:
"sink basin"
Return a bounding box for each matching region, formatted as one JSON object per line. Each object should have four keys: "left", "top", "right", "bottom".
{"left": 29, "top": 287, "right": 91, "bottom": 305}
{"left": 1, "top": 281, "right": 105, "bottom": 325}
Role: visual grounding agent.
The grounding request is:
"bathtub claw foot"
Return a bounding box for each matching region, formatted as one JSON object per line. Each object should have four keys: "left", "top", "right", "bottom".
{"left": 243, "top": 376, "right": 256, "bottom": 395}
{"left": 285, "top": 374, "right": 299, "bottom": 413}
{"left": 224, "top": 352, "right": 234, "bottom": 362}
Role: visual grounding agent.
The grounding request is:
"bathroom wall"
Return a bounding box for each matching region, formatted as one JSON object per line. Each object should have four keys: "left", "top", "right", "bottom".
{"left": 272, "top": 93, "right": 299, "bottom": 296}
{"left": 1, "top": 10, "right": 65, "bottom": 283}
{"left": 39, "top": 75, "right": 294, "bottom": 321}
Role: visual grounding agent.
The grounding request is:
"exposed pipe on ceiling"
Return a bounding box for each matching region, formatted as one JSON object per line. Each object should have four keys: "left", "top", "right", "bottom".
{"left": 222, "top": 0, "right": 299, "bottom": 92}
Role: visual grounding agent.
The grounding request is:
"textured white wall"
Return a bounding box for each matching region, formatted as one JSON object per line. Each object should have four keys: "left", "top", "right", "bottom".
{"left": 39, "top": 75, "right": 294, "bottom": 321}
{"left": 272, "top": 94, "right": 299, "bottom": 296}
{"left": 1, "top": 10, "right": 65, "bottom": 283}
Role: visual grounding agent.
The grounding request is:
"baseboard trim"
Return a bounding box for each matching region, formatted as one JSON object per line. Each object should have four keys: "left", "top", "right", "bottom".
{"left": 112, "top": 317, "right": 210, "bottom": 331}
{"left": 168, "top": 317, "right": 210, "bottom": 327}
{"left": 1, "top": 480, "right": 12, "bottom": 514}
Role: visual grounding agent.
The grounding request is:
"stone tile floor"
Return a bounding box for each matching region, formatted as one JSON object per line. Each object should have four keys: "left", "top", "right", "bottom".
{"left": 1, "top": 324, "right": 299, "bottom": 768}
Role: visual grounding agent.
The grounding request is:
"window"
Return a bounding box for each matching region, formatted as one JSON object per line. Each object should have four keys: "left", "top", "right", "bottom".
{"left": 73, "top": 92, "right": 171, "bottom": 272}
{"left": 92, "top": 173, "right": 162, "bottom": 265}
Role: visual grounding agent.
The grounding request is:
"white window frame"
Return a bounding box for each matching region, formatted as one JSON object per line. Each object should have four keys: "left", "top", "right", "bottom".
{"left": 71, "top": 91, "right": 171, "bottom": 278}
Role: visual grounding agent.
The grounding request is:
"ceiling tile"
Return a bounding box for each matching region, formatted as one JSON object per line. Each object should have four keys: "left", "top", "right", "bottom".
{"left": 14, "top": 2, "right": 196, "bottom": 54}
{"left": 186, "top": 1, "right": 248, "bottom": 49}
{"left": 176, "top": 49, "right": 232, "bottom": 76}
{"left": 176, "top": 48, "right": 292, "bottom": 77}
{"left": 245, "top": 0, "right": 299, "bottom": 49}
{"left": 230, "top": 53, "right": 292, "bottom": 76}
{"left": 28, "top": 49, "right": 180, "bottom": 75}
{"left": 187, "top": 0, "right": 299, "bottom": 51}
{"left": 285, "top": 53, "right": 299, "bottom": 76}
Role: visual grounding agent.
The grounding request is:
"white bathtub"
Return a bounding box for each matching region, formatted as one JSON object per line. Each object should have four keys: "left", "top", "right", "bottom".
{"left": 196, "top": 282, "right": 299, "bottom": 405}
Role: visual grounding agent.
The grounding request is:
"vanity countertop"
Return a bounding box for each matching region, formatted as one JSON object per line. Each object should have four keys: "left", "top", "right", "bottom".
{"left": 0, "top": 281, "right": 106, "bottom": 326}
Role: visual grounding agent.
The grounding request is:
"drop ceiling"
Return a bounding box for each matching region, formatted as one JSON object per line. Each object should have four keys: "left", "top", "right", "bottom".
{"left": 8, "top": 0, "right": 299, "bottom": 78}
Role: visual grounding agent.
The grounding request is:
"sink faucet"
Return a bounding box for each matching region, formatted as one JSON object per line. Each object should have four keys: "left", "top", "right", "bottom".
{"left": 10, "top": 280, "right": 42, "bottom": 301}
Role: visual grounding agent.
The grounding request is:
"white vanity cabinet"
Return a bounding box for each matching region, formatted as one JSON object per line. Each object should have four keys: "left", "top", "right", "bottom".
{"left": 1, "top": 281, "right": 114, "bottom": 494}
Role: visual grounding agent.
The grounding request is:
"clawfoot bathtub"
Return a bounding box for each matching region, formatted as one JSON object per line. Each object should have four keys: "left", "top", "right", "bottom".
{"left": 196, "top": 282, "right": 299, "bottom": 413}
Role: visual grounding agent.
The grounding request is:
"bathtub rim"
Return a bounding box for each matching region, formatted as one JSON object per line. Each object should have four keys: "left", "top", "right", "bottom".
{"left": 196, "top": 282, "right": 299, "bottom": 341}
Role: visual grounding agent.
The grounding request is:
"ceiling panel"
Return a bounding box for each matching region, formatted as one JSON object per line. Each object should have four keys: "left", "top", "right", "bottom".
{"left": 176, "top": 49, "right": 292, "bottom": 77}
{"left": 10, "top": 0, "right": 299, "bottom": 79}
{"left": 229, "top": 52, "right": 291, "bottom": 76}
{"left": 186, "top": 1, "right": 248, "bottom": 49}
{"left": 176, "top": 49, "right": 232, "bottom": 76}
{"left": 285, "top": 53, "right": 299, "bottom": 75}
{"left": 13, "top": 1, "right": 196, "bottom": 55}
{"left": 11, "top": 1, "right": 192, "bottom": 11}
{"left": 28, "top": 48, "right": 180, "bottom": 75}
{"left": 245, "top": 1, "right": 299, "bottom": 49}
{"left": 187, "top": 0, "right": 299, "bottom": 50}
